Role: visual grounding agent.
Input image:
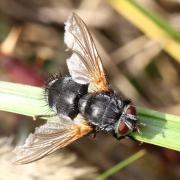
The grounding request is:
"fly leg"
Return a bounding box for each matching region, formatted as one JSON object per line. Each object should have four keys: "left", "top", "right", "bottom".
{"left": 90, "top": 126, "right": 100, "bottom": 138}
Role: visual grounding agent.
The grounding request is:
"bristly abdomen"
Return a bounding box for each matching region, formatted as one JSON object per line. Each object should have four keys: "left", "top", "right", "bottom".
{"left": 45, "top": 76, "right": 88, "bottom": 119}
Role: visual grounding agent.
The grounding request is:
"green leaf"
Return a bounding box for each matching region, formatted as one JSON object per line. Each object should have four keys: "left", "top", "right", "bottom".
{"left": 0, "top": 81, "right": 180, "bottom": 151}
{"left": 133, "top": 107, "right": 180, "bottom": 151}
{"left": 0, "top": 81, "right": 51, "bottom": 117}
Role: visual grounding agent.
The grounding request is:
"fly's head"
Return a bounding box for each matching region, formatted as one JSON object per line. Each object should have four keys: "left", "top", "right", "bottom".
{"left": 115, "top": 105, "right": 140, "bottom": 139}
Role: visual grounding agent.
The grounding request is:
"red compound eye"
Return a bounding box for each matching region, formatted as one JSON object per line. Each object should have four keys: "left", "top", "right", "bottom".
{"left": 126, "top": 105, "right": 136, "bottom": 115}
{"left": 117, "top": 105, "right": 137, "bottom": 136}
{"left": 118, "top": 121, "right": 130, "bottom": 136}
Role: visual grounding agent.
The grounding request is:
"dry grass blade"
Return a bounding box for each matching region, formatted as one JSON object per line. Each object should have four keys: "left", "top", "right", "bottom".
{"left": 108, "top": 0, "right": 180, "bottom": 62}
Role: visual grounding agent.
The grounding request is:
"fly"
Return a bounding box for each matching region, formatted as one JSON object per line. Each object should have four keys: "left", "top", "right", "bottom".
{"left": 14, "top": 13, "right": 141, "bottom": 164}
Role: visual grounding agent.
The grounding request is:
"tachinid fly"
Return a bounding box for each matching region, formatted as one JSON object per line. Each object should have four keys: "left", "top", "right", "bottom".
{"left": 14, "top": 13, "right": 140, "bottom": 164}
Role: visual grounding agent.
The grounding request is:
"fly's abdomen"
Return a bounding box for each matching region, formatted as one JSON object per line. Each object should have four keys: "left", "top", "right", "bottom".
{"left": 79, "top": 93, "right": 123, "bottom": 132}
{"left": 46, "top": 76, "right": 88, "bottom": 119}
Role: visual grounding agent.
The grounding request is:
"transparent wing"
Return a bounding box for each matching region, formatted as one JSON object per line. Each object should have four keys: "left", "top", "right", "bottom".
{"left": 14, "top": 115, "right": 92, "bottom": 164}
{"left": 64, "top": 13, "right": 110, "bottom": 92}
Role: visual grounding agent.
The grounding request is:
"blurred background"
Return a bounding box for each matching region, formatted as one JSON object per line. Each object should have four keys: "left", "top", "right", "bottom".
{"left": 0, "top": 0, "right": 180, "bottom": 179}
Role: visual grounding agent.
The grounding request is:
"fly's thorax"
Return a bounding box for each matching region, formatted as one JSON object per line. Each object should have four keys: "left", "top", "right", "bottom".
{"left": 78, "top": 92, "right": 125, "bottom": 132}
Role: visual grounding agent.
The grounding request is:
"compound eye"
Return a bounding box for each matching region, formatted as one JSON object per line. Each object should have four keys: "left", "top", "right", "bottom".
{"left": 118, "top": 121, "right": 130, "bottom": 136}
{"left": 126, "top": 105, "right": 136, "bottom": 115}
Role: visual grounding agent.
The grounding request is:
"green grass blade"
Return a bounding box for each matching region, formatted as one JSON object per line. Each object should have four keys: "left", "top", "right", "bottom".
{"left": 0, "top": 81, "right": 180, "bottom": 151}
{"left": 133, "top": 107, "right": 180, "bottom": 151}
{"left": 0, "top": 81, "right": 51, "bottom": 117}
{"left": 96, "top": 149, "right": 146, "bottom": 180}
